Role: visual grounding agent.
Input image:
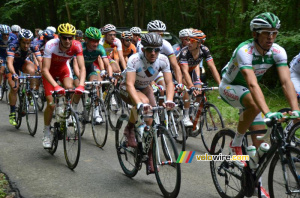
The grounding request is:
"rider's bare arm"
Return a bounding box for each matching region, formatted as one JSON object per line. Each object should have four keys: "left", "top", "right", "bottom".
{"left": 180, "top": 63, "right": 194, "bottom": 88}
{"left": 169, "top": 55, "right": 183, "bottom": 84}
{"left": 163, "top": 72, "right": 174, "bottom": 101}
{"left": 42, "top": 57, "right": 59, "bottom": 87}
{"left": 207, "top": 60, "right": 221, "bottom": 85}
{"left": 126, "top": 72, "right": 141, "bottom": 105}
{"left": 76, "top": 55, "right": 86, "bottom": 87}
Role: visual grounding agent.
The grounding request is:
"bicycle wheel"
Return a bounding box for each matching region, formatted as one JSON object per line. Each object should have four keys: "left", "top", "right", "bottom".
{"left": 63, "top": 108, "right": 81, "bottom": 170}
{"left": 210, "top": 129, "right": 244, "bottom": 198}
{"left": 0, "top": 81, "right": 5, "bottom": 101}
{"left": 287, "top": 121, "right": 300, "bottom": 148}
{"left": 115, "top": 116, "right": 139, "bottom": 178}
{"left": 15, "top": 91, "right": 23, "bottom": 129}
{"left": 77, "top": 94, "right": 87, "bottom": 136}
{"left": 26, "top": 90, "right": 38, "bottom": 136}
{"left": 168, "top": 109, "right": 186, "bottom": 151}
{"left": 201, "top": 102, "right": 225, "bottom": 153}
{"left": 37, "top": 86, "right": 45, "bottom": 111}
{"left": 153, "top": 125, "right": 181, "bottom": 198}
{"left": 268, "top": 146, "right": 300, "bottom": 197}
{"left": 48, "top": 124, "right": 59, "bottom": 155}
{"left": 91, "top": 100, "right": 108, "bottom": 148}
{"left": 106, "top": 90, "right": 123, "bottom": 130}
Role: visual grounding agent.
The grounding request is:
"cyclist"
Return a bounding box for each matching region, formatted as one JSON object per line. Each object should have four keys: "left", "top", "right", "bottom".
{"left": 146, "top": 20, "right": 184, "bottom": 90}
{"left": 178, "top": 28, "right": 191, "bottom": 49}
{"left": 219, "top": 12, "right": 299, "bottom": 196}
{"left": 177, "top": 29, "right": 221, "bottom": 127}
{"left": 72, "top": 27, "right": 114, "bottom": 123}
{"left": 120, "top": 32, "right": 175, "bottom": 173}
{"left": 0, "top": 25, "right": 16, "bottom": 99}
{"left": 130, "top": 27, "right": 142, "bottom": 52}
{"left": 41, "top": 23, "right": 86, "bottom": 149}
{"left": 113, "top": 31, "right": 136, "bottom": 63}
{"left": 100, "top": 24, "right": 126, "bottom": 72}
{"left": 6, "top": 29, "right": 42, "bottom": 126}
{"left": 11, "top": 25, "right": 21, "bottom": 37}
{"left": 46, "top": 26, "right": 58, "bottom": 38}
{"left": 75, "top": 30, "right": 84, "bottom": 42}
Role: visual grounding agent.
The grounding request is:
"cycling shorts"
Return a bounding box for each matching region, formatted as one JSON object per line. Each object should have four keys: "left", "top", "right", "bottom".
{"left": 291, "top": 71, "right": 300, "bottom": 93}
{"left": 154, "top": 72, "right": 164, "bottom": 84}
{"left": 188, "top": 70, "right": 201, "bottom": 85}
{"left": 219, "top": 81, "right": 265, "bottom": 126}
{"left": 120, "top": 84, "right": 156, "bottom": 107}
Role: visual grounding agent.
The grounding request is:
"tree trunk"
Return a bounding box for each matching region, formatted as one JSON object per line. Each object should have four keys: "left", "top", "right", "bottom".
{"left": 65, "top": 1, "right": 71, "bottom": 23}
{"left": 134, "top": 0, "right": 139, "bottom": 26}
{"left": 117, "top": 0, "right": 125, "bottom": 26}
{"left": 48, "top": 0, "right": 58, "bottom": 27}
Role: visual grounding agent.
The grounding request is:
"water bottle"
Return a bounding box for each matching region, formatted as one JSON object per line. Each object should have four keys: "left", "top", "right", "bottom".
{"left": 135, "top": 122, "right": 146, "bottom": 138}
{"left": 253, "top": 143, "right": 270, "bottom": 165}
{"left": 56, "top": 106, "right": 64, "bottom": 122}
{"left": 246, "top": 145, "right": 258, "bottom": 170}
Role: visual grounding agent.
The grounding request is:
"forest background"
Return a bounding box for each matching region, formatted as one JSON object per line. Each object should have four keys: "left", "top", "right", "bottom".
{"left": 1, "top": 0, "right": 300, "bottom": 87}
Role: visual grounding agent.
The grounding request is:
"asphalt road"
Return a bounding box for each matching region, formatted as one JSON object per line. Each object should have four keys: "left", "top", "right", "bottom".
{"left": 0, "top": 100, "right": 284, "bottom": 198}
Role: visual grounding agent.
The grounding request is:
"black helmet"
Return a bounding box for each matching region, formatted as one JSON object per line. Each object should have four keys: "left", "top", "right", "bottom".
{"left": 43, "top": 29, "right": 55, "bottom": 40}
{"left": 141, "top": 32, "right": 163, "bottom": 48}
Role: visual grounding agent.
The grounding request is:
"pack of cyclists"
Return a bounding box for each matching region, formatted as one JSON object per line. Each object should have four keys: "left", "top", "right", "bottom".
{"left": 1, "top": 12, "right": 300, "bottom": 197}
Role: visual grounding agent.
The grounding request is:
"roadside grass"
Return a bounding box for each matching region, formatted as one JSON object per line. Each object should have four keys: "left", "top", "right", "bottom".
{"left": 0, "top": 173, "right": 9, "bottom": 198}
{"left": 205, "top": 81, "right": 290, "bottom": 129}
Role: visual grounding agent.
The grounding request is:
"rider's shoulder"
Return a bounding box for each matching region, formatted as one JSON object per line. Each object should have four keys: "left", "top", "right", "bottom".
{"left": 127, "top": 52, "right": 141, "bottom": 65}
{"left": 270, "top": 43, "right": 286, "bottom": 55}
{"left": 157, "top": 53, "right": 169, "bottom": 65}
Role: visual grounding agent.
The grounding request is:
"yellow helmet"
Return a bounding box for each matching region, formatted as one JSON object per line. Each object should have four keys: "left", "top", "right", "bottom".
{"left": 57, "top": 23, "right": 76, "bottom": 35}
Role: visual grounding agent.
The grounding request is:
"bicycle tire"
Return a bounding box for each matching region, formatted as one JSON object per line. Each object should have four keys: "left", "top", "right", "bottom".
{"left": 37, "top": 88, "right": 45, "bottom": 111}
{"left": 0, "top": 81, "right": 5, "bottom": 101}
{"left": 91, "top": 99, "right": 108, "bottom": 148}
{"left": 107, "top": 90, "right": 122, "bottom": 130}
{"left": 287, "top": 121, "right": 300, "bottom": 148}
{"left": 153, "top": 125, "right": 181, "bottom": 198}
{"left": 201, "top": 102, "right": 225, "bottom": 153}
{"left": 115, "top": 116, "right": 139, "bottom": 178}
{"left": 268, "top": 146, "right": 300, "bottom": 198}
{"left": 48, "top": 124, "right": 59, "bottom": 155}
{"left": 26, "top": 90, "right": 38, "bottom": 136}
{"left": 78, "top": 94, "right": 87, "bottom": 136}
{"left": 210, "top": 129, "right": 244, "bottom": 198}
{"left": 63, "top": 108, "right": 81, "bottom": 170}
{"left": 168, "top": 109, "right": 186, "bottom": 151}
{"left": 15, "top": 91, "right": 23, "bottom": 129}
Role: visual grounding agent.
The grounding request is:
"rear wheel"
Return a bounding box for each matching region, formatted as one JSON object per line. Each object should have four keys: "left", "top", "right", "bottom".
{"left": 107, "top": 89, "right": 125, "bottom": 130}
{"left": 168, "top": 109, "right": 186, "bottom": 151}
{"left": 63, "top": 108, "right": 81, "bottom": 170}
{"left": 268, "top": 146, "right": 300, "bottom": 197}
{"left": 77, "top": 94, "right": 88, "bottom": 136}
{"left": 91, "top": 100, "right": 108, "bottom": 148}
{"left": 26, "top": 90, "right": 38, "bottom": 136}
{"left": 48, "top": 123, "right": 59, "bottom": 155}
{"left": 37, "top": 86, "right": 45, "bottom": 111}
{"left": 153, "top": 125, "right": 181, "bottom": 198}
{"left": 15, "top": 91, "right": 23, "bottom": 129}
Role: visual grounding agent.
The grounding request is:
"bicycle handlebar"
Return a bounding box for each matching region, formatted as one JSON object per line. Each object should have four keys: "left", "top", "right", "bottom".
{"left": 85, "top": 80, "right": 111, "bottom": 85}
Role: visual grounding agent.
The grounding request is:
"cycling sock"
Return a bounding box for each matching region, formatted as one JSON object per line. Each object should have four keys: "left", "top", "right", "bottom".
{"left": 43, "top": 125, "right": 51, "bottom": 136}
{"left": 232, "top": 131, "right": 244, "bottom": 147}
{"left": 10, "top": 105, "right": 15, "bottom": 113}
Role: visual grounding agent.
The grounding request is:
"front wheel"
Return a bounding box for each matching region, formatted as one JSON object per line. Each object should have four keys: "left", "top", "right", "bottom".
{"left": 48, "top": 123, "right": 59, "bottom": 155}
{"left": 210, "top": 129, "right": 243, "bottom": 198}
{"left": 26, "top": 90, "right": 38, "bottom": 136}
{"left": 15, "top": 91, "right": 23, "bottom": 129}
{"left": 268, "top": 146, "right": 300, "bottom": 198}
{"left": 153, "top": 125, "right": 181, "bottom": 198}
{"left": 91, "top": 100, "right": 108, "bottom": 148}
{"left": 168, "top": 109, "right": 186, "bottom": 151}
{"left": 63, "top": 108, "right": 81, "bottom": 170}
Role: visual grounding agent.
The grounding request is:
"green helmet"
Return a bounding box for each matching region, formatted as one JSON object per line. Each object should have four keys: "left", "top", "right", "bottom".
{"left": 85, "top": 27, "right": 101, "bottom": 40}
{"left": 250, "top": 12, "right": 281, "bottom": 31}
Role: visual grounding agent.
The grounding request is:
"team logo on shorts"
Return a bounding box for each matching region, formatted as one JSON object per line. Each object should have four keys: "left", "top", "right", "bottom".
{"left": 224, "top": 86, "right": 238, "bottom": 101}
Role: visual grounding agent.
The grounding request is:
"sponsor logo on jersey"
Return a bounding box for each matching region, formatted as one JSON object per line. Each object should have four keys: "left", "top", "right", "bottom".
{"left": 224, "top": 87, "right": 238, "bottom": 101}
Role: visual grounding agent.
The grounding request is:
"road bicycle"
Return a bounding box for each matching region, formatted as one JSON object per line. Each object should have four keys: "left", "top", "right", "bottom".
{"left": 77, "top": 80, "right": 110, "bottom": 148}
{"left": 47, "top": 89, "right": 82, "bottom": 170}
{"left": 210, "top": 116, "right": 300, "bottom": 198}
{"left": 115, "top": 105, "right": 181, "bottom": 198}
{"left": 15, "top": 74, "right": 40, "bottom": 136}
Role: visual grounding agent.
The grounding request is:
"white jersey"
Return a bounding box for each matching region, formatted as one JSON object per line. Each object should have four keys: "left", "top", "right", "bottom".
{"left": 122, "top": 52, "right": 171, "bottom": 89}
{"left": 139, "top": 39, "right": 175, "bottom": 57}
{"left": 290, "top": 52, "right": 300, "bottom": 75}
{"left": 99, "top": 37, "right": 122, "bottom": 56}
{"left": 222, "top": 38, "right": 287, "bottom": 87}
{"left": 136, "top": 40, "right": 142, "bottom": 53}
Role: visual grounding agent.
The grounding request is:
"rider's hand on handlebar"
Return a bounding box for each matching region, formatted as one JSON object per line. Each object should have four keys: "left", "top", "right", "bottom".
{"left": 163, "top": 101, "right": 175, "bottom": 110}
{"left": 75, "top": 85, "right": 85, "bottom": 95}
{"left": 265, "top": 111, "right": 284, "bottom": 120}
{"left": 175, "top": 84, "right": 186, "bottom": 92}
{"left": 100, "top": 70, "right": 106, "bottom": 78}
{"left": 54, "top": 85, "right": 65, "bottom": 95}
{"left": 12, "top": 73, "right": 19, "bottom": 81}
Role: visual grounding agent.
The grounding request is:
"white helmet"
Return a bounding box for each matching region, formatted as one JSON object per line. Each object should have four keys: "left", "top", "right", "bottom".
{"left": 102, "top": 24, "right": 116, "bottom": 33}
{"left": 11, "top": 25, "right": 21, "bottom": 32}
{"left": 38, "top": 30, "right": 44, "bottom": 37}
{"left": 46, "top": 26, "right": 56, "bottom": 33}
{"left": 130, "top": 27, "right": 142, "bottom": 35}
{"left": 179, "top": 29, "right": 191, "bottom": 38}
{"left": 147, "top": 20, "right": 166, "bottom": 32}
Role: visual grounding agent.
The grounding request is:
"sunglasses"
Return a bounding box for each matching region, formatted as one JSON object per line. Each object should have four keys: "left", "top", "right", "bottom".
{"left": 256, "top": 30, "right": 279, "bottom": 37}
{"left": 124, "top": 39, "right": 132, "bottom": 42}
{"left": 189, "top": 38, "right": 199, "bottom": 43}
{"left": 144, "top": 48, "right": 160, "bottom": 53}
{"left": 107, "top": 33, "right": 116, "bottom": 37}
{"left": 61, "top": 36, "right": 74, "bottom": 41}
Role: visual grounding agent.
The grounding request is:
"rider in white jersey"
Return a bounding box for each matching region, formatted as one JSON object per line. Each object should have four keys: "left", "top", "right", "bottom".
{"left": 120, "top": 33, "right": 175, "bottom": 173}
{"left": 290, "top": 52, "right": 300, "bottom": 93}
{"left": 130, "top": 27, "right": 142, "bottom": 53}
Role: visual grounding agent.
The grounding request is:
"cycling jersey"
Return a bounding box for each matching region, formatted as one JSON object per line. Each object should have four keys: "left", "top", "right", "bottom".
{"left": 113, "top": 43, "right": 136, "bottom": 59}
{"left": 177, "top": 45, "right": 213, "bottom": 72}
{"left": 290, "top": 52, "right": 300, "bottom": 75}
{"left": 136, "top": 40, "right": 142, "bottom": 53}
{"left": 100, "top": 37, "right": 122, "bottom": 57}
{"left": 7, "top": 40, "right": 41, "bottom": 71}
{"left": 222, "top": 38, "right": 287, "bottom": 87}
{"left": 33, "top": 40, "right": 46, "bottom": 55}
{"left": 121, "top": 52, "right": 170, "bottom": 89}
{"left": 0, "top": 34, "right": 16, "bottom": 65}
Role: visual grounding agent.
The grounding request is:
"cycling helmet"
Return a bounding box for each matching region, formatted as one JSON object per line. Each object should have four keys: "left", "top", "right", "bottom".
{"left": 76, "top": 30, "right": 83, "bottom": 37}
{"left": 121, "top": 31, "right": 133, "bottom": 39}
{"left": 85, "top": 27, "right": 101, "bottom": 40}
{"left": 57, "top": 23, "right": 76, "bottom": 35}
{"left": 130, "top": 27, "right": 142, "bottom": 35}
{"left": 147, "top": 20, "right": 166, "bottom": 32}
{"left": 11, "top": 25, "right": 21, "bottom": 32}
{"left": 43, "top": 29, "right": 55, "bottom": 40}
{"left": 102, "top": 24, "right": 116, "bottom": 34}
{"left": 19, "top": 29, "right": 34, "bottom": 40}
{"left": 0, "top": 25, "right": 11, "bottom": 34}
{"left": 250, "top": 12, "right": 280, "bottom": 31}
{"left": 46, "top": 26, "right": 56, "bottom": 33}
{"left": 141, "top": 32, "right": 163, "bottom": 48}
{"left": 38, "top": 30, "right": 43, "bottom": 36}
{"left": 189, "top": 29, "right": 206, "bottom": 40}
{"left": 179, "top": 29, "right": 190, "bottom": 38}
